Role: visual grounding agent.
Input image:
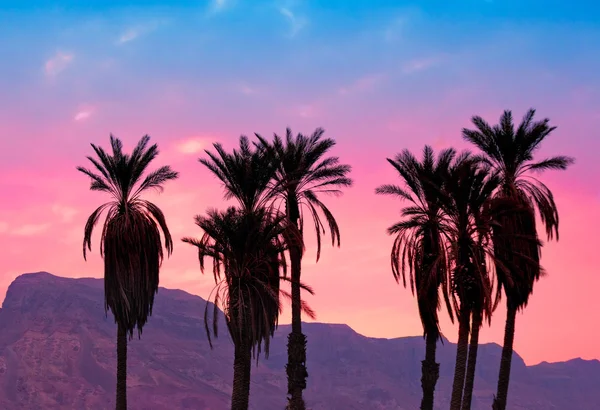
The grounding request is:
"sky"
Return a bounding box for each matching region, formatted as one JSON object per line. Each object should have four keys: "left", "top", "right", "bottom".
{"left": 1, "top": 0, "right": 599, "bottom": 366}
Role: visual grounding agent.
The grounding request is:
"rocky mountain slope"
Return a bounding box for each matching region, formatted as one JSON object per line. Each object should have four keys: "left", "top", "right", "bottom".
{"left": 0, "top": 272, "right": 597, "bottom": 409}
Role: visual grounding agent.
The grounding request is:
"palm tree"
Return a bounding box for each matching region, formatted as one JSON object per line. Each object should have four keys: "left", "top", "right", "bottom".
{"left": 77, "top": 135, "right": 178, "bottom": 410}
{"left": 375, "top": 145, "right": 455, "bottom": 410}
{"left": 462, "top": 109, "right": 574, "bottom": 410}
{"left": 183, "top": 206, "right": 310, "bottom": 410}
{"left": 438, "top": 155, "right": 498, "bottom": 410}
{"left": 461, "top": 244, "right": 492, "bottom": 410}
{"left": 255, "top": 128, "right": 353, "bottom": 410}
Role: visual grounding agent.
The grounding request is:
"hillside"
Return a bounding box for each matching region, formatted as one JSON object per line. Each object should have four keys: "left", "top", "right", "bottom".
{"left": 0, "top": 272, "right": 596, "bottom": 409}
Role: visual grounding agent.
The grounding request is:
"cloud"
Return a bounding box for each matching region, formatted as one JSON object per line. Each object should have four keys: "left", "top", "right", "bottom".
{"left": 402, "top": 57, "right": 440, "bottom": 74}
{"left": 297, "top": 103, "right": 319, "bottom": 118}
{"left": 279, "top": 7, "right": 307, "bottom": 37}
{"left": 174, "top": 137, "right": 212, "bottom": 155}
{"left": 382, "top": 9, "right": 420, "bottom": 42}
{"left": 240, "top": 84, "right": 257, "bottom": 95}
{"left": 11, "top": 224, "right": 50, "bottom": 237}
{"left": 52, "top": 204, "right": 79, "bottom": 223}
{"left": 207, "top": 0, "right": 232, "bottom": 15}
{"left": 338, "top": 74, "right": 385, "bottom": 95}
{"left": 213, "top": 0, "right": 227, "bottom": 10}
{"left": 0, "top": 222, "right": 7, "bottom": 234}
{"left": 384, "top": 17, "right": 408, "bottom": 42}
{"left": 117, "top": 28, "right": 140, "bottom": 44}
{"left": 116, "top": 21, "right": 165, "bottom": 45}
{"left": 74, "top": 110, "right": 92, "bottom": 121}
{"left": 44, "top": 52, "right": 74, "bottom": 76}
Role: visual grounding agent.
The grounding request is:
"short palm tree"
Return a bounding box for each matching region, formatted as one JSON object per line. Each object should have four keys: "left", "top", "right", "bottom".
{"left": 77, "top": 135, "right": 178, "bottom": 410}
{"left": 462, "top": 109, "right": 574, "bottom": 410}
{"left": 375, "top": 145, "right": 455, "bottom": 410}
{"left": 255, "top": 128, "right": 352, "bottom": 410}
{"left": 182, "top": 206, "right": 306, "bottom": 410}
{"left": 439, "top": 155, "right": 498, "bottom": 410}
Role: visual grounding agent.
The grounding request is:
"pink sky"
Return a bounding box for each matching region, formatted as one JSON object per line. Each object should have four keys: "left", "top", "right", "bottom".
{"left": 1, "top": 1, "right": 599, "bottom": 366}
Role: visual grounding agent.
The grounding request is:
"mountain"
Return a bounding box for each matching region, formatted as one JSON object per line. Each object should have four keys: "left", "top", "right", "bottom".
{"left": 0, "top": 272, "right": 597, "bottom": 409}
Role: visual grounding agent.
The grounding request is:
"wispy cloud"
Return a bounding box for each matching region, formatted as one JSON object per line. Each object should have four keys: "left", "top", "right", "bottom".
{"left": 174, "top": 137, "right": 213, "bottom": 155}
{"left": 74, "top": 110, "right": 92, "bottom": 122}
{"left": 338, "top": 74, "right": 385, "bottom": 95}
{"left": 116, "top": 21, "right": 165, "bottom": 45}
{"left": 44, "top": 52, "right": 74, "bottom": 76}
{"left": 279, "top": 7, "right": 307, "bottom": 37}
{"left": 382, "top": 9, "right": 420, "bottom": 43}
{"left": 11, "top": 224, "right": 50, "bottom": 237}
{"left": 402, "top": 57, "right": 441, "bottom": 74}
{"left": 240, "top": 84, "right": 257, "bottom": 95}
{"left": 213, "top": 0, "right": 228, "bottom": 10}
{"left": 207, "top": 0, "right": 232, "bottom": 15}
{"left": 296, "top": 102, "right": 321, "bottom": 118}
{"left": 51, "top": 204, "right": 79, "bottom": 223}
{"left": 117, "top": 28, "right": 140, "bottom": 44}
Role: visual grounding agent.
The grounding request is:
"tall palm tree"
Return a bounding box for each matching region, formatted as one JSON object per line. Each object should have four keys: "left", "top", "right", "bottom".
{"left": 375, "top": 145, "right": 455, "bottom": 410}
{"left": 255, "top": 128, "right": 353, "bottom": 410}
{"left": 462, "top": 109, "right": 574, "bottom": 410}
{"left": 182, "top": 206, "right": 311, "bottom": 410}
{"left": 461, "top": 244, "right": 493, "bottom": 410}
{"left": 77, "top": 135, "right": 178, "bottom": 410}
{"left": 438, "top": 155, "right": 498, "bottom": 410}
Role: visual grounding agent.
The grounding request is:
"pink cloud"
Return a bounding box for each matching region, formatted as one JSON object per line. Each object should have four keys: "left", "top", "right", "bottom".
{"left": 10, "top": 223, "right": 51, "bottom": 237}
{"left": 173, "top": 137, "right": 213, "bottom": 155}
{"left": 44, "top": 52, "right": 74, "bottom": 76}
{"left": 74, "top": 110, "right": 93, "bottom": 122}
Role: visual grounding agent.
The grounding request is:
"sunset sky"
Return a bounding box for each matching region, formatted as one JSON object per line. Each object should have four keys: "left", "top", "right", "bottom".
{"left": 1, "top": 0, "right": 599, "bottom": 366}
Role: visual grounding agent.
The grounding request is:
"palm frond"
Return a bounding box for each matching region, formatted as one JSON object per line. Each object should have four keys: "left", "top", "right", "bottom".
{"left": 78, "top": 135, "right": 177, "bottom": 338}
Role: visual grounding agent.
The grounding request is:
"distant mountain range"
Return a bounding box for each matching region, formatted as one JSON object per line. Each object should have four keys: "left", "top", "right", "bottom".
{"left": 0, "top": 272, "right": 596, "bottom": 409}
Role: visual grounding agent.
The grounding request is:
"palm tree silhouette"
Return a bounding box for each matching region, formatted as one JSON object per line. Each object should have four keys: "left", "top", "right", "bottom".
{"left": 189, "top": 135, "right": 316, "bottom": 410}
{"left": 376, "top": 146, "right": 455, "bottom": 410}
{"left": 183, "top": 207, "right": 307, "bottom": 410}
{"left": 77, "top": 135, "right": 178, "bottom": 410}
{"left": 439, "top": 154, "right": 498, "bottom": 410}
{"left": 462, "top": 109, "right": 574, "bottom": 410}
{"left": 256, "top": 128, "right": 352, "bottom": 410}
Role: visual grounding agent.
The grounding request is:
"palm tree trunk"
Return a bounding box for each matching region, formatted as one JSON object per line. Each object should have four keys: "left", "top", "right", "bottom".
{"left": 461, "top": 309, "right": 482, "bottom": 410}
{"left": 286, "top": 244, "right": 307, "bottom": 410}
{"left": 420, "top": 332, "right": 439, "bottom": 410}
{"left": 450, "top": 306, "right": 471, "bottom": 410}
{"left": 116, "top": 324, "right": 127, "bottom": 410}
{"left": 231, "top": 341, "right": 252, "bottom": 410}
{"left": 492, "top": 304, "right": 517, "bottom": 410}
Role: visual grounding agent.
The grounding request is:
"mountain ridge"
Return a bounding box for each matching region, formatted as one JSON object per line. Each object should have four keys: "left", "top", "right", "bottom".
{"left": 0, "top": 271, "right": 596, "bottom": 409}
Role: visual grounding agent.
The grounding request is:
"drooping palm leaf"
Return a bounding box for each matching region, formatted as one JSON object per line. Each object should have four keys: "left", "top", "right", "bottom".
{"left": 77, "top": 134, "right": 178, "bottom": 338}
{"left": 462, "top": 109, "right": 574, "bottom": 308}
{"left": 182, "top": 206, "right": 314, "bottom": 359}
{"left": 255, "top": 128, "right": 353, "bottom": 260}
{"left": 376, "top": 145, "right": 456, "bottom": 339}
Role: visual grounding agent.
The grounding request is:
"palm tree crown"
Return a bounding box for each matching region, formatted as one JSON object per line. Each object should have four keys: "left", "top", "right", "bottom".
{"left": 376, "top": 145, "right": 455, "bottom": 338}
{"left": 256, "top": 127, "right": 353, "bottom": 259}
{"left": 201, "top": 135, "right": 277, "bottom": 212}
{"left": 77, "top": 134, "right": 178, "bottom": 337}
{"left": 182, "top": 206, "right": 302, "bottom": 357}
{"left": 462, "top": 109, "right": 574, "bottom": 309}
